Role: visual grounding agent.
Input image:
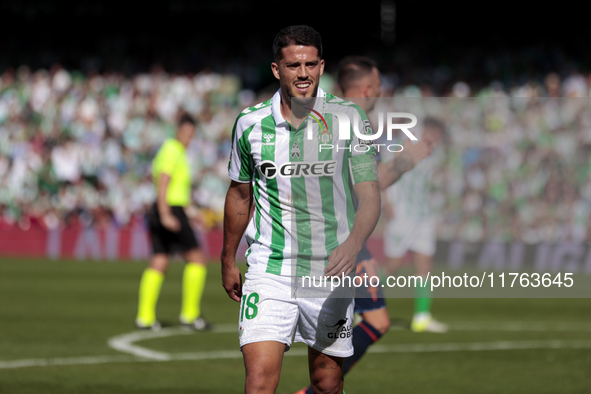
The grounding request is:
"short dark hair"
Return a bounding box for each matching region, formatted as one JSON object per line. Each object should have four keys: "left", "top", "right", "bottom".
{"left": 273, "top": 25, "right": 323, "bottom": 62}
{"left": 423, "top": 116, "right": 445, "bottom": 132}
{"left": 177, "top": 112, "right": 196, "bottom": 127}
{"left": 423, "top": 116, "right": 446, "bottom": 141}
{"left": 337, "top": 56, "right": 377, "bottom": 92}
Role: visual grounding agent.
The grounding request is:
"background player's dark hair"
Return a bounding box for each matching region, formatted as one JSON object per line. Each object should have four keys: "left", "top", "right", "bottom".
{"left": 177, "top": 112, "right": 196, "bottom": 127}
{"left": 273, "top": 25, "right": 323, "bottom": 62}
{"left": 337, "top": 56, "right": 377, "bottom": 92}
{"left": 423, "top": 116, "right": 447, "bottom": 142}
{"left": 423, "top": 116, "right": 445, "bottom": 132}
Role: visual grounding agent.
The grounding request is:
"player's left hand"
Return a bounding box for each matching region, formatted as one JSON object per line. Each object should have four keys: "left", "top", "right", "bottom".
{"left": 324, "top": 240, "right": 359, "bottom": 277}
{"left": 404, "top": 138, "right": 433, "bottom": 168}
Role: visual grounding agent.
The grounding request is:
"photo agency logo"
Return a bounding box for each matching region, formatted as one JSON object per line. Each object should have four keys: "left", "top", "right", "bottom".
{"left": 303, "top": 104, "right": 419, "bottom": 153}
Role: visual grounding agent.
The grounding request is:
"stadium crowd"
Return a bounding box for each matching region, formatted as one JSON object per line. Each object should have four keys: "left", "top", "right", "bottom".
{"left": 1, "top": 64, "right": 591, "bottom": 245}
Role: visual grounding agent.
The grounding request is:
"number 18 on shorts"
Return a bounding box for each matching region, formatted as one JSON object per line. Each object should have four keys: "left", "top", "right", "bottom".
{"left": 238, "top": 273, "right": 355, "bottom": 357}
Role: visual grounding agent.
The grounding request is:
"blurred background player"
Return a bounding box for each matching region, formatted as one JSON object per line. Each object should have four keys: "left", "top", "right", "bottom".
{"left": 298, "top": 56, "right": 434, "bottom": 393}
{"left": 383, "top": 116, "right": 447, "bottom": 333}
{"left": 136, "top": 113, "right": 210, "bottom": 331}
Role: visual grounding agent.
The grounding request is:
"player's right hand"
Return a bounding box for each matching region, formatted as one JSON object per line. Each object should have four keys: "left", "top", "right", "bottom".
{"left": 222, "top": 263, "right": 243, "bottom": 302}
{"left": 405, "top": 138, "right": 433, "bottom": 167}
{"left": 161, "top": 213, "right": 181, "bottom": 232}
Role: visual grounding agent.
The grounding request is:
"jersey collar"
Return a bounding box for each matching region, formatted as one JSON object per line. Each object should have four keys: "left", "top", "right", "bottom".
{"left": 272, "top": 87, "right": 326, "bottom": 128}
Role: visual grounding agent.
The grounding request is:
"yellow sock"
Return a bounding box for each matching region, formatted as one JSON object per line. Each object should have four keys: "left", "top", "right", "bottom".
{"left": 136, "top": 268, "right": 164, "bottom": 325}
{"left": 180, "top": 263, "right": 207, "bottom": 322}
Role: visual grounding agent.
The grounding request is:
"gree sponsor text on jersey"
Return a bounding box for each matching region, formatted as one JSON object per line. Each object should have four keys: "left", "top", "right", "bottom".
{"left": 257, "top": 160, "right": 337, "bottom": 179}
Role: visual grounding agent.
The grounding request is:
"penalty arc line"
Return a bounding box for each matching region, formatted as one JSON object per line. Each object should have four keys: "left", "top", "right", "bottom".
{"left": 105, "top": 321, "right": 591, "bottom": 361}
{"left": 1, "top": 340, "right": 591, "bottom": 369}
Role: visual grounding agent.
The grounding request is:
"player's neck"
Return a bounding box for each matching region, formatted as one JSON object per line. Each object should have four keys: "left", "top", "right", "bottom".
{"left": 343, "top": 91, "right": 369, "bottom": 113}
{"left": 279, "top": 89, "right": 294, "bottom": 125}
{"left": 280, "top": 89, "right": 318, "bottom": 129}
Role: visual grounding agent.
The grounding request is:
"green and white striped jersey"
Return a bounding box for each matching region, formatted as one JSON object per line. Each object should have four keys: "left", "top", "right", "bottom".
{"left": 228, "top": 88, "right": 377, "bottom": 277}
{"left": 384, "top": 138, "right": 442, "bottom": 220}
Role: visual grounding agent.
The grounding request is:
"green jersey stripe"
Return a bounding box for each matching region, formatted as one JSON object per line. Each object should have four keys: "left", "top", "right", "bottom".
{"left": 289, "top": 124, "right": 312, "bottom": 276}
{"left": 319, "top": 114, "right": 338, "bottom": 264}
{"left": 261, "top": 114, "right": 285, "bottom": 274}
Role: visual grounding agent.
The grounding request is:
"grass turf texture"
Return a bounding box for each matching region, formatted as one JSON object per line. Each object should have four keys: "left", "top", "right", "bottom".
{"left": 0, "top": 258, "right": 589, "bottom": 394}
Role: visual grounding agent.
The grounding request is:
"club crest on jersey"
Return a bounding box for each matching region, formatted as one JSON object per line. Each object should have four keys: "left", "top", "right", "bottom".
{"left": 291, "top": 142, "right": 301, "bottom": 158}
{"left": 262, "top": 134, "right": 275, "bottom": 145}
{"left": 317, "top": 131, "right": 333, "bottom": 144}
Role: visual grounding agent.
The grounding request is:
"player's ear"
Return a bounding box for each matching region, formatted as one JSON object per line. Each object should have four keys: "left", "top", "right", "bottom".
{"left": 319, "top": 59, "right": 325, "bottom": 76}
{"left": 271, "top": 62, "right": 280, "bottom": 80}
{"left": 363, "top": 83, "right": 370, "bottom": 98}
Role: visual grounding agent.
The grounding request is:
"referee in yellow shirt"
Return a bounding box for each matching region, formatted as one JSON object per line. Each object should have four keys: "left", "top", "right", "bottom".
{"left": 136, "top": 113, "right": 210, "bottom": 331}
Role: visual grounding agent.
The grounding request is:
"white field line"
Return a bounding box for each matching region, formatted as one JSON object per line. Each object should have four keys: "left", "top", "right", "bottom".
{"left": 446, "top": 321, "right": 591, "bottom": 332}
{"left": 107, "top": 327, "right": 193, "bottom": 360}
{"left": 211, "top": 322, "right": 591, "bottom": 333}
{"left": 2, "top": 340, "right": 591, "bottom": 370}
{"left": 1, "top": 321, "right": 589, "bottom": 369}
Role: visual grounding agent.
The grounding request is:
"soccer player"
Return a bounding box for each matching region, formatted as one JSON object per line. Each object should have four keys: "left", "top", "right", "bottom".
{"left": 383, "top": 116, "right": 447, "bottom": 332}
{"left": 135, "top": 113, "right": 210, "bottom": 331}
{"left": 298, "top": 57, "right": 434, "bottom": 392}
{"left": 221, "top": 26, "right": 381, "bottom": 394}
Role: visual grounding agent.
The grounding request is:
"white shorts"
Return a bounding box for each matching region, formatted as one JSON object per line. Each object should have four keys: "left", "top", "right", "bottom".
{"left": 384, "top": 217, "right": 436, "bottom": 258}
{"left": 238, "top": 272, "right": 355, "bottom": 357}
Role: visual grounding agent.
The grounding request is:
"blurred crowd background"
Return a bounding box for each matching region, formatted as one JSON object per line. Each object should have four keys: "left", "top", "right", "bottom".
{"left": 2, "top": 1, "right": 591, "bottom": 245}
{"left": 2, "top": 64, "right": 591, "bottom": 247}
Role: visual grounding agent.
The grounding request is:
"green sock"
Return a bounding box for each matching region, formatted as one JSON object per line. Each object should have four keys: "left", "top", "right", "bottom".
{"left": 180, "top": 263, "right": 207, "bottom": 322}
{"left": 137, "top": 268, "right": 164, "bottom": 325}
{"left": 415, "top": 278, "right": 432, "bottom": 314}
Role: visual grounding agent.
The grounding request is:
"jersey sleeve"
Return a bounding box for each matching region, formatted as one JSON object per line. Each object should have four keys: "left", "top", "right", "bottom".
{"left": 228, "top": 117, "right": 255, "bottom": 183}
{"left": 157, "top": 141, "right": 181, "bottom": 176}
{"left": 349, "top": 106, "right": 378, "bottom": 184}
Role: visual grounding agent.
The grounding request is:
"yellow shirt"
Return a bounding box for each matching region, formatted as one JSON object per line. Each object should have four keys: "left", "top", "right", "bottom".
{"left": 152, "top": 138, "right": 191, "bottom": 207}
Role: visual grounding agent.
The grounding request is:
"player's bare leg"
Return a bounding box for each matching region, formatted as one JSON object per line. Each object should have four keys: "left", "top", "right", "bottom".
{"left": 184, "top": 247, "right": 207, "bottom": 266}
{"left": 361, "top": 308, "right": 391, "bottom": 335}
{"left": 180, "top": 247, "right": 210, "bottom": 329}
{"left": 308, "top": 347, "right": 344, "bottom": 394}
{"left": 385, "top": 256, "right": 404, "bottom": 275}
{"left": 243, "top": 341, "right": 285, "bottom": 394}
{"left": 414, "top": 251, "right": 432, "bottom": 277}
{"left": 149, "top": 253, "right": 170, "bottom": 273}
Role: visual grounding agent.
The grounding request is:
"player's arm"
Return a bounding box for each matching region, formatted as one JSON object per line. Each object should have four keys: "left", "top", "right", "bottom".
{"left": 325, "top": 180, "right": 381, "bottom": 277}
{"left": 157, "top": 173, "right": 181, "bottom": 232}
{"left": 221, "top": 181, "right": 253, "bottom": 302}
{"left": 378, "top": 139, "right": 433, "bottom": 190}
{"left": 223, "top": 114, "right": 256, "bottom": 301}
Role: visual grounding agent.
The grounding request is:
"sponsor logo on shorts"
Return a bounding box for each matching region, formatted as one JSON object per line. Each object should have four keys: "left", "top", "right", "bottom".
{"left": 326, "top": 318, "right": 353, "bottom": 339}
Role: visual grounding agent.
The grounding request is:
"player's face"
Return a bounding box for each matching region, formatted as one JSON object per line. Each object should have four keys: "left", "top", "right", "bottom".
{"left": 424, "top": 127, "right": 443, "bottom": 146}
{"left": 366, "top": 67, "right": 381, "bottom": 112}
{"left": 177, "top": 123, "right": 196, "bottom": 147}
{"left": 271, "top": 45, "right": 324, "bottom": 101}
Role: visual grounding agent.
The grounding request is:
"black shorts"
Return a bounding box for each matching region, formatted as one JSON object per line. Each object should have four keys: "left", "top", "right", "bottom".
{"left": 354, "top": 244, "right": 386, "bottom": 314}
{"left": 147, "top": 204, "right": 199, "bottom": 255}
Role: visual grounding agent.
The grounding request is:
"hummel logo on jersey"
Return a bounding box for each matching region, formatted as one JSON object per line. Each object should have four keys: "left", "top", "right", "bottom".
{"left": 291, "top": 142, "right": 301, "bottom": 158}
{"left": 262, "top": 134, "right": 275, "bottom": 145}
{"left": 257, "top": 160, "right": 337, "bottom": 179}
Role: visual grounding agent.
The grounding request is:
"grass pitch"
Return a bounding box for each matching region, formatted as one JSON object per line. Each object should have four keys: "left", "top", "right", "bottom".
{"left": 0, "top": 258, "right": 590, "bottom": 393}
